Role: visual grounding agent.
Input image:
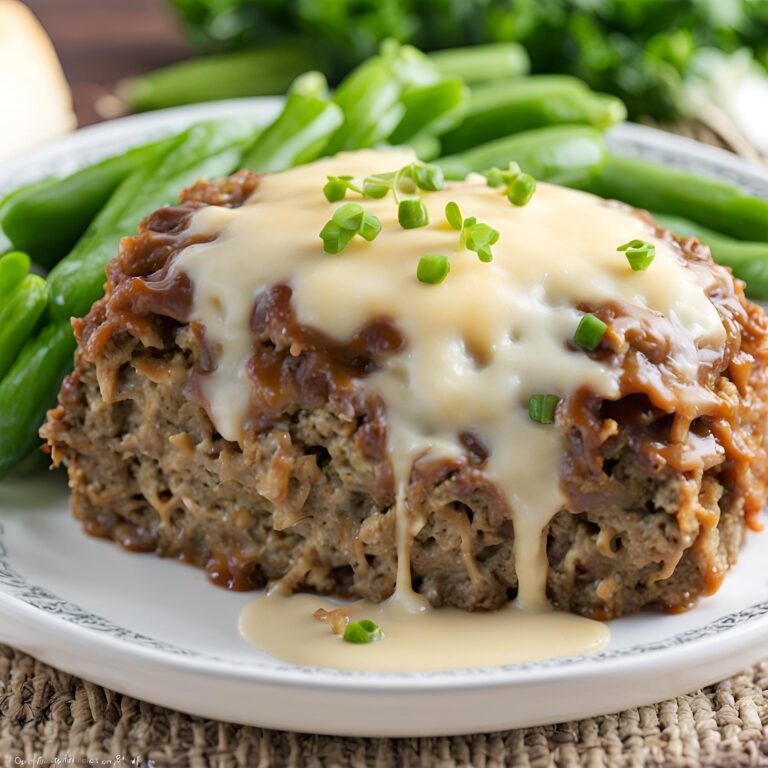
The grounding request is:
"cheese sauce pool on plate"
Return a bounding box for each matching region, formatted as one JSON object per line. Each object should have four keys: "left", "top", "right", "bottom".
{"left": 173, "top": 150, "right": 725, "bottom": 671}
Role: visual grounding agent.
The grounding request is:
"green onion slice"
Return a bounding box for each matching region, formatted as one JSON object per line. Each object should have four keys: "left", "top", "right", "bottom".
{"left": 485, "top": 162, "right": 536, "bottom": 206}
{"left": 507, "top": 174, "right": 536, "bottom": 206}
{"left": 573, "top": 313, "right": 608, "bottom": 351}
{"left": 417, "top": 253, "right": 450, "bottom": 284}
{"left": 359, "top": 212, "right": 382, "bottom": 241}
{"left": 410, "top": 162, "right": 444, "bottom": 192}
{"left": 363, "top": 172, "right": 394, "bottom": 199}
{"left": 617, "top": 239, "right": 656, "bottom": 271}
{"left": 529, "top": 394, "right": 560, "bottom": 424}
{"left": 398, "top": 198, "right": 429, "bottom": 229}
{"left": 343, "top": 619, "right": 383, "bottom": 644}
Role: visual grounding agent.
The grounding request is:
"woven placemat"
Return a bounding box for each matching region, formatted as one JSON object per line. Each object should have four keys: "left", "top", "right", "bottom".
{"left": 1, "top": 643, "right": 768, "bottom": 767}
{"left": 2, "top": 124, "right": 767, "bottom": 768}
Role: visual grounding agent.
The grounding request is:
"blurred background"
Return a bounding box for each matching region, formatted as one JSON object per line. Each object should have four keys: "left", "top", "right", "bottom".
{"left": 24, "top": 0, "right": 191, "bottom": 125}
{"left": 12, "top": 0, "right": 768, "bottom": 162}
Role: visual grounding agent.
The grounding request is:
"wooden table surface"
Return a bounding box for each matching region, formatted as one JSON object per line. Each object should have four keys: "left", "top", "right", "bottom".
{"left": 25, "top": 0, "right": 192, "bottom": 126}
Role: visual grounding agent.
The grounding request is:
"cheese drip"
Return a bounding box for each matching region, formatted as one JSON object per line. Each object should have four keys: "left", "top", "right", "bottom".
{"left": 239, "top": 592, "right": 610, "bottom": 672}
{"left": 174, "top": 149, "right": 726, "bottom": 620}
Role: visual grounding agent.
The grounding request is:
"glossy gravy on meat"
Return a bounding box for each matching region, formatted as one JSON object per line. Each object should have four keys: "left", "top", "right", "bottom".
{"left": 172, "top": 149, "right": 726, "bottom": 670}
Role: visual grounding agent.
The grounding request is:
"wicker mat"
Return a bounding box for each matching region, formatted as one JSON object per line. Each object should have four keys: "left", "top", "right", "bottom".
{"left": 3, "top": 127, "right": 768, "bottom": 768}
{"left": 1, "top": 641, "right": 768, "bottom": 767}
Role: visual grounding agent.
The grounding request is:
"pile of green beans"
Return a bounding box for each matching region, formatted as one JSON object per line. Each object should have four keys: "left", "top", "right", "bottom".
{"left": 436, "top": 125, "right": 609, "bottom": 186}
{"left": 0, "top": 117, "right": 263, "bottom": 478}
{"left": 1, "top": 38, "right": 766, "bottom": 480}
{"left": 49, "top": 118, "right": 257, "bottom": 322}
{"left": 0, "top": 136, "right": 178, "bottom": 268}
{"left": 438, "top": 76, "right": 626, "bottom": 156}
{"left": 652, "top": 214, "right": 768, "bottom": 300}
{"left": 570, "top": 155, "right": 768, "bottom": 296}
{"left": 242, "top": 72, "right": 343, "bottom": 172}
{"left": 580, "top": 155, "right": 768, "bottom": 242}
{"left": 117, "top": 43, "right": 329, "bottom": 112}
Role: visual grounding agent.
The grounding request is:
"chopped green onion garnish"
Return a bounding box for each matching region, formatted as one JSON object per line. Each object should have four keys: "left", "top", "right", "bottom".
{"left": 410, "top": 162, "right": 444, "bottom": 192}
{"left": 574, "top": 313, "right": 607, "bottom": 351}
{"left": 484, "top": 166, "right": 509, "bottom": 189}
{"left": 445, "top": 202, "right": 463, "bottom": 230}
{"left": 507, "top": 174, "right": 536, "bottom": 206}
{"left": 359, "top": 212, "right": 382, "bottom": 241}
{"left": 398, "top": 198, "right": 429, "bottom": 229}
{"left": 343, "top": 619, "right": 383, "bottom": 644}
{"left": 417, "top": 253, "right": 450, "bottom": 284}
{"left": 363, "top": 172, "right": 394, "bottom": 199}
{"left": 617, "top": 239, "right": 656, "bottom": 271}
{"left": 528, "top": 394, "right": 560, "bottom": 424}
{"left": 323, "top": 175, "right": 360, "bottom": 203}
{"left": 485, "top": 162, "right": 536, "bottom": 206}
{"left": 361, "top": 163, "right": 443, "bottom": 201}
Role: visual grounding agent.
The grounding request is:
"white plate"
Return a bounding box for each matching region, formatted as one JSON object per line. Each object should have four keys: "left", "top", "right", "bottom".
{"left": 1, "top": 101, "right": 768, "bottom": 738}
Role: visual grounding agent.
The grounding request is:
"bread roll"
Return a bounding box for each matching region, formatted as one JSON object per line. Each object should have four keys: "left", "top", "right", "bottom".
{"left": 0, "top": 0, "right": 76, "bottom": 161}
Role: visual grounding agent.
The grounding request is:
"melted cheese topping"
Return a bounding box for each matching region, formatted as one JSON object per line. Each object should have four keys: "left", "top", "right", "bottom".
{"left": 239, "top": 592, "right": 610, "bottom": 672}
{"left": 172, "top": 149, "right": 726, "bottom": 667}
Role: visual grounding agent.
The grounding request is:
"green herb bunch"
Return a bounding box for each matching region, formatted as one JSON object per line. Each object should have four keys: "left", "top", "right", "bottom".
{"left": 169, "top": 0, "right": 768, "bottom": 120}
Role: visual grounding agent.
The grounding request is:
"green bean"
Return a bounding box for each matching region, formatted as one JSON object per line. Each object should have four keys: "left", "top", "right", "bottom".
{"left": 653, "top": 212, "right": 768, "bottom": 300}
{"left": 582, "top": 155, "right": 768, "bottom": 243}
{"left": 436, "top": 125, "right": 608, "bottom": 185}
{"left": 0, "top": 274, "right": 47, "bottom": 379}
{"left": 325, "top": 57, "right": 405, "bottom": 153}
{"left": 0, "top": 137, "right": 176, "bottom": 268}
{"left": 0, "top": 227, "right": 11, "bottom": 257}
{"left": 385, "top": 41, "right": 444, "bottom": 89}
{"left": 428, "top": 43, "right": 530, "bottom": 84}
{"left": 8, "top": 445, "right": 50, "bottom": 476}
{"left": 326, "top": 42, "right": 440, "bottom": 153}
{"left": 242, "top": 75, "right": 344, "bottom": 172}
{"left": 289, "top": 70, "right": 332, "bottom": 100}
{"left": 439, "top": 76, "right": 627, "bottom": 155}
{"left": 0, "top": 251, "right": 31, "bottom": 305}
{"left": 118, "top": 44, "right": 327, "bottom": 112}
{"left": 0, "top": 321, "right": 76, "bottom": 479}
{"left": 406, "top": 133, "right": 442, "bottom": 161}
{"left": 388, "top": 79, "right": 467, "bottom": 145}
{"left": 48, "top": 118, "right": 257, "bottom": 322}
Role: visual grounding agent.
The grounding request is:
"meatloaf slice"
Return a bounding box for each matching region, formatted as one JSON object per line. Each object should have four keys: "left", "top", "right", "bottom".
{"left": 42, "top": 171, "right": 768, "bottom": 619}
